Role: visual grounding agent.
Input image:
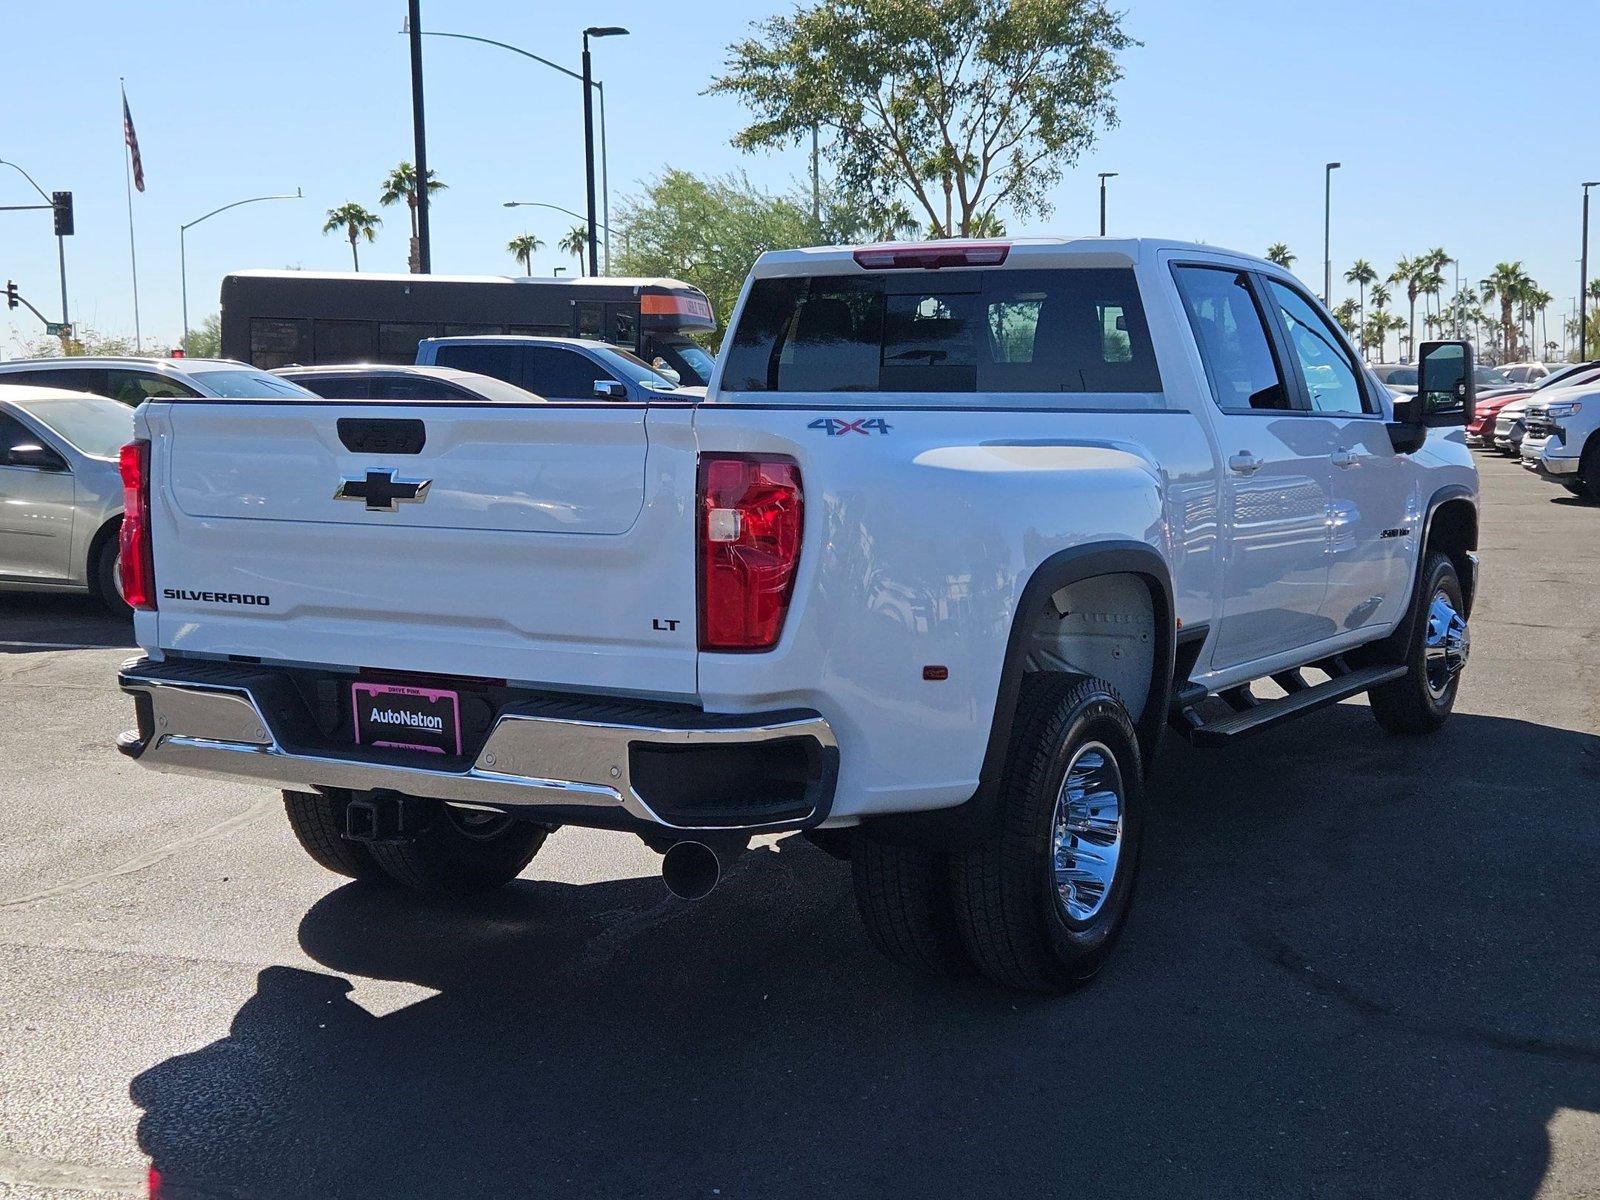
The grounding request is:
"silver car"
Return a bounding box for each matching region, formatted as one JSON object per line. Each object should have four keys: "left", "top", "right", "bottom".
{"left": 0, "top": 356, "right": 316, "bottom": 404}
{"left": 0, "top": 386, "right": 132, "bottom": 613}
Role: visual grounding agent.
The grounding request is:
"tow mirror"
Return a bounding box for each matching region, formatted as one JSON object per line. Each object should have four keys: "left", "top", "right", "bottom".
{"left": 5, "top": 441, "right": 67, "bottom": 471}
{"left": 593, "top": 379, "right": 627, "bottom": 400}
{"left": 1388, "top": 339, "right": 1473, "bottom": 454}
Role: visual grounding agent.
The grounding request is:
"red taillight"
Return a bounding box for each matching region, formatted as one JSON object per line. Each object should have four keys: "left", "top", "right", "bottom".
{"left": 119, "top": 439, "right": 156, "bottom": 610}
{"left": 699, "top": 455, "right": 802, "bottom": 651}
{"left": 852, "top": 241, "right": 1010, "bottom": 270}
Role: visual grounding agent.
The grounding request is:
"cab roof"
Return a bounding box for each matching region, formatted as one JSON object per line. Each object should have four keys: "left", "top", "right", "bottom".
{"left": 750, "top": 237, "right": 1280, "bottom": 277}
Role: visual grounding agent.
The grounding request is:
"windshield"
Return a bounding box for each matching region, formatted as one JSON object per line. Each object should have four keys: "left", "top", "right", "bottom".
{"left": 1475, "top": 367, "right": 1512, "bottom": 387}
{"left": 651, "top": 340, "right": 715, "bottom": 387}
{"left": 188, "top": 368, "right": 319, "bottom": 399}
{"left": 18, "top": 398, "right": 133, "bottom": 459}
{"left": 597, "top": 347, "right": 681, "bottom": 393}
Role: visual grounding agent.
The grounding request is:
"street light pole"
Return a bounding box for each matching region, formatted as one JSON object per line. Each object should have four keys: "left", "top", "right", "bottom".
{"left": 1097, "top": 172, "right": 1117, "bottom": 236}
{"left": 1581, "top": 181, "right": 1598, "bottom": 360}
{"left": 408, "top": 0, "right": 432, "bottom": 273}
{"left": 0, "top": 159, "right": 68, "bottom": 328}
{"left": 180, "top": 190, "right": 301, "bottom": 354}
{"left": 412, "top": 27, "right": 618, "bottom": 275}
{"left": 1324, "top": 161, "right": 1341, "bottom": 306}
{"left": 582, "top": 28, "right": 628, "bottom": 277}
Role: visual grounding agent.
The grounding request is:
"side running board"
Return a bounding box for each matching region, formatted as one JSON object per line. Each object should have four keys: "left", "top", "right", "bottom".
{"left": 1176, "top": 663, "right": 1406, "bottom": 748}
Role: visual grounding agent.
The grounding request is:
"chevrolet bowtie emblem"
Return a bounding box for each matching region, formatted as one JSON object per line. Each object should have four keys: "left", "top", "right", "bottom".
{"left": 334, "top": 469, "right": 432, "bottom": 512}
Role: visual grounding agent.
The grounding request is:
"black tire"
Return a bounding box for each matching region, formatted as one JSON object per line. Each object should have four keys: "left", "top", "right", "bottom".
{"left": 1369, "top": 552, "right": 1468, "bottom": 735}
{"left": 1578, "top": 438, "right": 1600, "bottom": 503}
{"left": 367, "top": 805, "right": 548, "bottom": 895}
{"left": 283, "top": 789, "right": 388, "bottom": 882}
{"left": 92, "top": 524, "right": 131, "bottom": 618}
{"left": 851, "top": 833, "right": 970, "bottom": 977}
{"left": 952, "top": 673, "right": 1144, "bottom": 994}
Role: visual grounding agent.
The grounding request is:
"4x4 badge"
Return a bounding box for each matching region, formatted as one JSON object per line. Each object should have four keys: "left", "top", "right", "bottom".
{"left": 334, "top": 469, "right": 433, "bottom": 512}
{"left": 809, "top": 417, "right": 892, "bottom": 437}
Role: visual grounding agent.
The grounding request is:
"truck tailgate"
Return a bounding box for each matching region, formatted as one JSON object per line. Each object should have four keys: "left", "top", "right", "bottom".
{"left": 143, "top": 401, "right": 699, "bottom": 695}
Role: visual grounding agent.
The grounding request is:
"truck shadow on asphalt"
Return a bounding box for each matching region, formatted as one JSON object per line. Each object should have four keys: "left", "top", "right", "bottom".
{"left": 131, "top": 706, "right": 1600, "bottom": 1200}
{"left": 0, "top": 593, "right": 132, "bottom": 651}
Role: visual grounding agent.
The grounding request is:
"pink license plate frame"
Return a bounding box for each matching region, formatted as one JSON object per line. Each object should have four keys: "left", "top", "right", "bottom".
{"left": 351, "top": 681, "right": 463, "bottom": 756}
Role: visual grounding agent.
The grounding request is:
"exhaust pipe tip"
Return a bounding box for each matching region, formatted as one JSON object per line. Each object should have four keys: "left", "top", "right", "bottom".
{"left": 661, "top": 840, "right": 721, "bottom": 901}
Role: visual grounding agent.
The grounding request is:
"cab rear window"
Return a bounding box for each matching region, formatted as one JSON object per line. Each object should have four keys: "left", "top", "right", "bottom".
{"left": 721, "top": 268, "right": 1161, "bottom": 397}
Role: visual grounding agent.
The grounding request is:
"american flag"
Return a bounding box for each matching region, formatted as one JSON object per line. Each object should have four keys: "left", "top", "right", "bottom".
{"left": 123, "top": 91, "right": 144, "bottom": 192}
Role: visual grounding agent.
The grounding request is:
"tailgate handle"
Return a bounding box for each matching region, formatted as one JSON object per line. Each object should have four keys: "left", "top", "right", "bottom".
{"left": 337, "top": 418, "right": 426, "bottom": 455}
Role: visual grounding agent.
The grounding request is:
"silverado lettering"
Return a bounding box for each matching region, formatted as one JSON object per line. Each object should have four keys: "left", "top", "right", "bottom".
{"left": 162, "top": 589, "right": 271, "bottom": 606}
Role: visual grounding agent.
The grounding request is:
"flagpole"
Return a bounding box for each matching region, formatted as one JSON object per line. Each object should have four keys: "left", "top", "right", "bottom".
{"left": 121, "top": 78, "right": 142, "bottom": 352}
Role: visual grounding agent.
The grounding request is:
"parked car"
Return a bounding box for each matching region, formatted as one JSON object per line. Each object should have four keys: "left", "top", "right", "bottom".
{"left": 0, "top": 357, "right": 318, "bottom": 404}
{"left": 1521, "top": 378, "right": 1600, "bottom": 499}
{"left": 1499, "top": 361, "right": 1556, "bottom": 386}
{"left": 1494, "top": 398, "right": 1535, "bottom": 454}
{"left": 0, "top": 386, "right": 132, "bottom": 613}
{"left": 274, "top": 364, "right": 545, "bottom": 404}
{"left": 1373, "top": 362, "right": 1512, "bottom": 399}
{"left": 115, "top": 237, "right": 1479, "bottom": 993}
{"left": 1469, "top": 363, "right": 1600, "bottom": 448}
{"left": 413, "top": 336, "right": 699, "bottom": 402}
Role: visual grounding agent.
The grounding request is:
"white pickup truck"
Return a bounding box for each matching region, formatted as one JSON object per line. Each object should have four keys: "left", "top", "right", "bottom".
{"left": 116, "top": 238, "right": 1480, "bottom": 993}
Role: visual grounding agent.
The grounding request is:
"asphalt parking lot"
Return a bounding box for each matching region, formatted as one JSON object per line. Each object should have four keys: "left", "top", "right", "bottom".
{"left": 1, "top": 452, "right": 1596, "bottom": 1200}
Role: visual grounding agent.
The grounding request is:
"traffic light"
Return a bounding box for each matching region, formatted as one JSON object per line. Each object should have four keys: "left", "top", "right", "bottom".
{"left": 4, "top": 281, "right": 17, "bottom": 310}
{"left": 52, "top": 191, "right": 74, "bottom": 237}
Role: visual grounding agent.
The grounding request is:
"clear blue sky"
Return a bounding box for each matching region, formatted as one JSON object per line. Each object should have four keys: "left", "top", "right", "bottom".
{"left": 3, "top": 0, "right": 1596, "bottom": 354}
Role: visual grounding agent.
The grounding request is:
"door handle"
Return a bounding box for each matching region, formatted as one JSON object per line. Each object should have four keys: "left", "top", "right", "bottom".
{"left": 1331, "top": 448, "right": 1360, "bottom": 469}
{"left": 1227, "top": 451, "right": 1262, "bottom": 475}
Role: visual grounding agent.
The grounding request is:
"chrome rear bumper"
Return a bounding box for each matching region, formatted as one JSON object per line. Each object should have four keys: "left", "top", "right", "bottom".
{"left": 117, "top": 658, "right": 837, "bottom": 832}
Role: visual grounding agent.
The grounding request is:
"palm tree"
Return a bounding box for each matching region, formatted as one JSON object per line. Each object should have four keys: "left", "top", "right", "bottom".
{"left": 1480, "top": 262, "right": 1532, "bottom": 362}
{"left": 1420, "top": 247, "right": 1451, "bottom": 319}
{"left": 1344, "top": 259, "right": 1378, "bottom": 359}
{"left": 506, "top": 233, "right": 544, "bottom": 276}
{"left": 1388, "top": 256, "right": 1424, "bottom": 361}
{"left": 379, "top": 161, "right": 447, "bottom": 273}
{"left": 1333, "top": 298, "right": 1361, "bottom": 345}
{"left": 1266, "top": 243, "right": 1296, "bottom": 269}
{"left": 558, "top": 224, "right": 588, "bottom": 276}
{"left": 1527, "top": 287, "right": 1553, "bottom": 360}
{"left": 322, "top": 203, "right": 381, "bottom": 272}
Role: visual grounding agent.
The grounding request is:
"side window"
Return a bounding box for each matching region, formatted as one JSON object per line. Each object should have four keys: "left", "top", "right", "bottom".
{"left": 1266, "top": 281, "right": 1373, "bottom": 415}
{"left": 105, "top": 371, "right": 200, "bottom": 404}
{"left": 0, "top": 412, "right": 35, "bottom": 457}
{"left": 377, "top": 376, "right": 473, "bottom": 402}
{"left": 9, "top": 368, "right": 112, "bottom": 397}
{"left": 313, "top": 319, "right": 375, "bottom": 363}
{"left": 525, "top": 347, "right": 609, "bottom": 400}
{"left": 376, "top": 323, "right": 439, "bottom": 365}
{"left": 432, "top": 345, "right": 525, "bottom": 389}
{"left": 250, "top": 318, "right": 310, "bottom": 370}
{"left": 298, "top": 375, "right": 375, "bottom": 400}
{"left": 1172, "top": 266, "right": 1292, "bottom": 412}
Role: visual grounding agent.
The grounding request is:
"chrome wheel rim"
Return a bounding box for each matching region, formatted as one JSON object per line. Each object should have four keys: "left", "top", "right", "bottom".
{"left": 1050, "top": 741, "right": 1125, "bottom": 923}
{"left": 1423, "top": 589, "right": 1470, "bottom": 699}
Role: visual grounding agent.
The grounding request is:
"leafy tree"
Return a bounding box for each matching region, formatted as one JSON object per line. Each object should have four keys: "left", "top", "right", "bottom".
{"left": 1480, "top": 261, "right": 1532, "bottom": 361}
{"left": 506, "top": 233, "right": 544, "bottom": 276}
{"left": 615, "top": 169, "right": 820, "bottom": 349}
{"left": 1265, "top": 243, "right": 1295, "bottom": 268}
{"left": 1344, "top": 259, "right": 1377, "bottom": 358}
{"left": 709, "top": 0, "right": 1135, "bottom": 238}
{"left": 23, "top": 326, "right": 154, "bottom": 358}
{"left": 185, "top": 313, "right": 222, "bottom": 358}
{"left": 558, "top": 224, "right": 589, "bottom": 275}
{"left": 322, "top": 202, "right": 381, "bottom": 272}
{"left": 379, "top": 162, "right": 447, "bottom": 273}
